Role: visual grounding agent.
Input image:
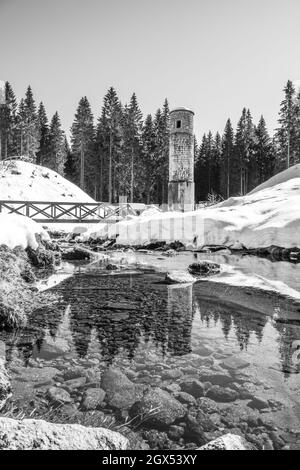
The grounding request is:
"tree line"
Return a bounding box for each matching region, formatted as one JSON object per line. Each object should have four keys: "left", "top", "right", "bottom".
{"left": 196, "top": 80, "right": 300, "bottom": 200}
{"left": 0, "top": 80, "right": 299, "bottom": 203}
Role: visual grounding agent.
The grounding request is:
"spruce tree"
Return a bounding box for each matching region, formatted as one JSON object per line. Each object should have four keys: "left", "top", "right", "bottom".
{"left": 47, "top": 112, "right": 65, "bottom": 175}
{"left": 253, "top": 116, "right": 275, "bottom": 186}
{"left": 220, "top": 119, "right": 234, "bottom": 198}
{"left": 17, "top": 99, "right": 26, "bottom": 156}
{"left": 213, "top": 132, "right": 222, "bottom": 196}
{"left": 36, "top": 102, "right": 49, "bottom": 165}
{"left": 2, "top": 82, "right": 18, "bottom": 158}
{"left": 96, "top": 87, "right": 122, "bottom": 202}
{"left": 22, "top": 86, "right": 40, "bottom": 161}
{"left": 70, "top": 96, "right": 95, "bottom": 193}
{"left": 64, "top": 136, "right": 76, "bottom": 183}
{"left": 234, "top": 108, "right": 255, "bottom": 195}
{"left": 122, "top": 93, "right": 143, "bottom": 203}
{"left": 275, "top": 80, "right": 298, "bottom": 169}
{"left": 140, "top": 114, "right": 157, "bottom": 203}
{"left": 160, "top": 99, "right": 170, "bottom": 204}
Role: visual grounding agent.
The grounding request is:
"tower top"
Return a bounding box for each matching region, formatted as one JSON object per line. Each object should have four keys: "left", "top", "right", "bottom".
{"left": 170, "top": 107, "right": 194, "bottom": 115}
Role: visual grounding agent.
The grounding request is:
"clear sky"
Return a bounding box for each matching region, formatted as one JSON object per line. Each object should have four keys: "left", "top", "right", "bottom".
{"left": 0, "top": 0, "right": 300, "bottom": 140}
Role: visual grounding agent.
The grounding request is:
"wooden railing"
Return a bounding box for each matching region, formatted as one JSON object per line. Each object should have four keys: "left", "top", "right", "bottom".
{"left": 0, "top": 200, "right": 137, "bottom": 223}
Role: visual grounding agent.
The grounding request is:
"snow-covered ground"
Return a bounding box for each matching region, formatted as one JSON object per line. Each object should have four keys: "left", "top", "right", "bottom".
{"left": 0, "top": 213, "right": 49, "bottom": 250}
{"left": 0, "top": 160, "right": 94, "bottom": 202}
{"left": 82, "top": 166, "right": 300, "bottom": 249}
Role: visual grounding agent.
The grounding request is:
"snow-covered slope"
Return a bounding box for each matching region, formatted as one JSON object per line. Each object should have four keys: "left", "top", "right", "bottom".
{"left": 248, "top": 163, "right": 300, "bottom": 195}
{"left": 0, "top": 160, "right": 95, "bottom": 202}
{"left": 0, "top": 214, "right": 49, "bottom": 249}
{"left": 83, "top": 165, "right": 300, "bottom": 249}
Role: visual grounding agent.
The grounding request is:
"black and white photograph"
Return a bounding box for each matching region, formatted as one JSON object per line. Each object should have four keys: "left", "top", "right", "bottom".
{"left": 0, "top": 0, "right": 300, "bottom": 455}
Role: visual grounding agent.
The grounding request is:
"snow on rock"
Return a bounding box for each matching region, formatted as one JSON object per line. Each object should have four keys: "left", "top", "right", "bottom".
{"left": 0, "top": 159, "right": 95, "bottom": 202}
{"left": 83, "top": 165, "right": 300, "bottom": 249}
{"left": 0, "top": 214, "right": 49, "bottom": 250}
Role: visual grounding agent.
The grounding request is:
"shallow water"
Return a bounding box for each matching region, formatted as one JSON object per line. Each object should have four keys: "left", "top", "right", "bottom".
{"left": 1, "top": 254, "right": 300, "bottom": 450}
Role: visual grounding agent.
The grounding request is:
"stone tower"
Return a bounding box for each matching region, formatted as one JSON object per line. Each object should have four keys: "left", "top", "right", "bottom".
{"left": 168, "top": 107, "right": 195, "bottom": 211}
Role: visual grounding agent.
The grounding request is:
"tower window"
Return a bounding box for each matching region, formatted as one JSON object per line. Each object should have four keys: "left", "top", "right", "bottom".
{"left": 176, "top": 120, "right": 182, "bottom": 129}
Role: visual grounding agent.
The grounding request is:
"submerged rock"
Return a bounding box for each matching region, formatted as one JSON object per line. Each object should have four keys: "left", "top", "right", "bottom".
{"left": 198, "top": 433, "right": 251, "bottom": 450}
{"left": 81, "top": 388, "right": 106, "bottom": 411}
{"left": 247, "top": 396, "right": 269, "bottom": 411}
{"left": 129, "top": 387, "right": 186, "bottom": 428}
{"left": 47, "top": 386, "right": 72, "bottom": 406}
{"left": 0, "top": 417, "right": 128, "bottom": 450}
{"left": 179, "top": 378, "right": 205, "bottom": 398}
{"left": 221, "top": 356, "right": 250, "bottom": 370}
{"left": 206, "top": 385, "right": 238, "bottom": 403}
{"left": 188, "top": 261, "right": 220, "bottom": 277}
{"left": 100, "top": 368, "right": 144, "bottom": 410}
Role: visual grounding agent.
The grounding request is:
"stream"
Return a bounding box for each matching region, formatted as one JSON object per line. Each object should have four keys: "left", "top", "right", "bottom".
{"left": 0, "top": 251, "right": 300, "bottom": 450}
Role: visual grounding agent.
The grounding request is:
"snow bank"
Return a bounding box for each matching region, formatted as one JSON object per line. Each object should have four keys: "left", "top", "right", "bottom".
{"left": 0, "top": 214, "right": 49, "bottom": 250}
{"left": 83, "top": 166, "right": 300, "bottom": 249}
{"left": 0, "top": 160, "right": 94, "bottom": 202}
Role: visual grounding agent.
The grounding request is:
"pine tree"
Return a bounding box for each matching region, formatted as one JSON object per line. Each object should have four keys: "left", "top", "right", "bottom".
{"left": 122, "top": 93, "right": 143, "bottom": 203}
{"left": 64, "top": 136, "right": 76, "bottom": 183}
{"left": 220, "top": 119, "right": 234, "bottom": 198}
{"left": 36, "top": 102, "right": 49, "bottom": 165}
{"left": 2, "top": 82, "right": 18, "bottom": 158}
{"left": 234, "top": 108, "right": 255, "bottom": 195}
{"left": 159, "top": 99, "right": 170, "bottom": 204}
{"left": 213, "top": 132, "right": 222, "bottom": 196}
{"left": 275, "top": 80, "right": 298, "bottom": 169}
{"left": 140, "top": 114, "right": 157, "bottom": 203}
{"left": 47, "top": 112, "right": 66, "bottom": 175}
{"left": 22, "top": 86, "right": 40, "bottom": 161}
{"left": 253, "top": 116, "right": 275, "bottom": 186}
{"left": 16, "top": 99, "right": 26, "bottom": 156}
{"left": 194, "top": 132, "right": 218, "bottom": 201}
{"left": 70, "top": 97, "right": 95, "bottom": 193}
{"left": 295, "top": 89, "right": 300, "bottom": 161}
{"left": 96, "top": 87, "right": 122, "bottom": 202}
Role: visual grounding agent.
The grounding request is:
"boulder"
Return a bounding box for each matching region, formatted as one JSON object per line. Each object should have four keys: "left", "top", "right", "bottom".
{"left": 100, "top": 368, "right": 144, "bottom": 410}
{"left": 47, "top": 386, "right": 72, "bottom": 406}
{"left": 129, "top": 387, "right": 186, "bottom": 428}
{"left": 164, "top": 270, "right": 195, "bottom": 284}
{"left": 0, "top": 417, "right": 128, "bottom": 450}
{"left": 81, "top": 388, "right": 106, "bottom": 411}
{"left": 198, "top": 433, "right": 251, "bottom": 450}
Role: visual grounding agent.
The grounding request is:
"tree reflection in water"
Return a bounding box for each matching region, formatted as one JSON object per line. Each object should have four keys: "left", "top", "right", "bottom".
{"left": 0, "top": 271, "right": 299, "bottom": 377}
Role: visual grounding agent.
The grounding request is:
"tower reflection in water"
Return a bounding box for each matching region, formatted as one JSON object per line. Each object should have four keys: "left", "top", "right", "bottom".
{"left": 0, "top": 271, "right": 299, "bottom": 377}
